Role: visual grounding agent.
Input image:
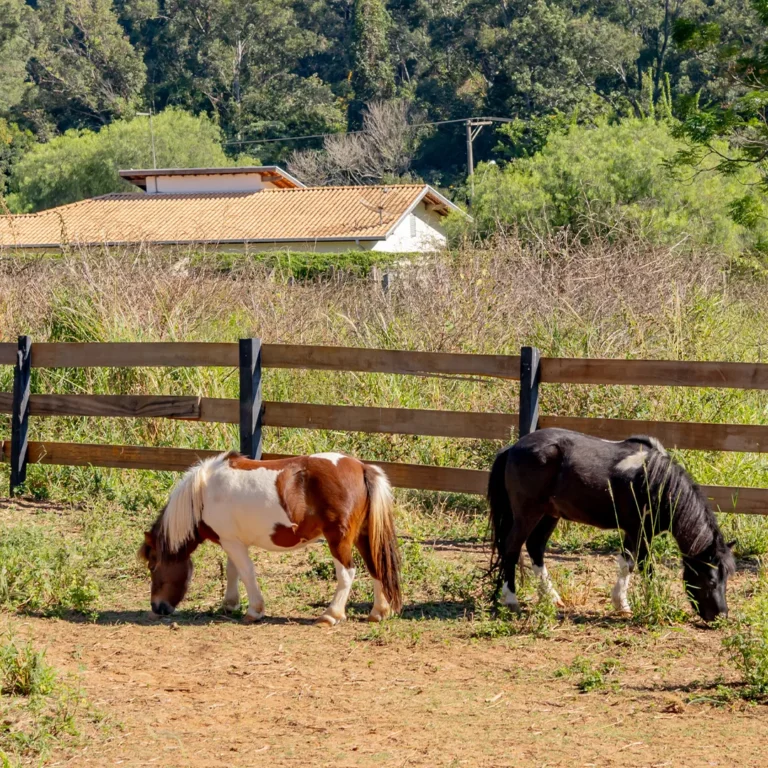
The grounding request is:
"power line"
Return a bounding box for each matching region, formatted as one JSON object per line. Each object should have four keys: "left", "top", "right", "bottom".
{"left": 223, "top": 116, "right": 514, "bottom": 146}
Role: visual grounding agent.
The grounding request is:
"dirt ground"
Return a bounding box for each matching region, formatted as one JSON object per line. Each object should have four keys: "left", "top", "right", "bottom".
{"left": 2, "top": 498, "right": 768, "bottom": 767}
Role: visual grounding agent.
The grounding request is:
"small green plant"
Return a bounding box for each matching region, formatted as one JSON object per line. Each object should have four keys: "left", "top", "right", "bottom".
{"left": 471, "top": 589, "right": 559, "bottom": 640}
{"left": 721, "top": 570, "right": 768, "bottom": 700}
{"left": 0, "top": 638, "right": 56, "bottom": 697}
{"left": 305, "top": 550, "right": 336, "bottom": 581}
{"left": 555, "top": 657, "right": 622, "bottom": 693}
{"left": 629, "top": 559, "right": 688, "bottom": 627}
{"left": 0, "top": 636, "right": 87, "bottom": 765}
{"left": 0, "top": 525, "right": 100, "bottom": 616}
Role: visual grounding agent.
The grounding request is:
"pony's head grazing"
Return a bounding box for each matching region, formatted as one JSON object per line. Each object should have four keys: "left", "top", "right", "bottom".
{"left": 138, "top": 514, "right": 196, "bottom": 616}
{"left": 138, "top": 455, "right": 221, "bottom": 616}
{"left": 639, "top": 450, "right": 736, "bottom": 622}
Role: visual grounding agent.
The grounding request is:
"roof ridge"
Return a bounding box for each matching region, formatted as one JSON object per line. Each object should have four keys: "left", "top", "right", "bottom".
{"left": 265, "top": 184, "right": 427, "bottom": 192}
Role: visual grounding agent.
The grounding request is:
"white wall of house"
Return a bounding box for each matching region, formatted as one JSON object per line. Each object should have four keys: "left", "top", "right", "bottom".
{"left": 145, "top": 173, "right": 275, "bottom": 195}
{"left": 371, "top": 203, "right": 447, "bottom": 252}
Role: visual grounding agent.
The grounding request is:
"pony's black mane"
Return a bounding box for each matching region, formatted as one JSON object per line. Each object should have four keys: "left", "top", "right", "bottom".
{"left": 639, "top": 450, "right": 735, "bottom": 573}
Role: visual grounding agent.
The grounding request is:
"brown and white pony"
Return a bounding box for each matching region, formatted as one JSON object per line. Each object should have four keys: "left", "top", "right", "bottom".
{"left": 138, "top": 451, "right": 402, "bottom": 625}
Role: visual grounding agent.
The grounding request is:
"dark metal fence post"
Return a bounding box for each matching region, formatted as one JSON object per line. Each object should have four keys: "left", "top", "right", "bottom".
{"left": 10, "top": 335, "right": 32, "bottom": 495}
{"left": 239, "top": 338, "right": 263, "bottom": 459}
{"left": 518, "top": 345, "right": 540, "bottom": 439}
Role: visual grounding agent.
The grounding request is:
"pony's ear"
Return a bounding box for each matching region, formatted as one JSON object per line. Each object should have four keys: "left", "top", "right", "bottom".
{"left": 727, "top": 540, "right": 736, "bottom": 550}
{"left": 138, "top": 531, "right": 153, "bottom": 562}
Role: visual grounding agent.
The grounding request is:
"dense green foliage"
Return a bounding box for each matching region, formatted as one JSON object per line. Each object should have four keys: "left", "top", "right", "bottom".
{"left": 672, "top": 0, "right": 768, "bottom": 228}
{"left": 8, "top": 108, "right": 242, "bottom": 212}
{"left": 466, "top": 120, "right": 768, "bottom": 257}
{"left": 0, "top": 0, "right": 765, "bottom": 195}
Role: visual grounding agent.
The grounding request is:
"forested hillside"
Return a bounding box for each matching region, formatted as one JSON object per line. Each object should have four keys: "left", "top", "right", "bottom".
{"left": 0, "top": 0, "right": 766, "bottom": 222}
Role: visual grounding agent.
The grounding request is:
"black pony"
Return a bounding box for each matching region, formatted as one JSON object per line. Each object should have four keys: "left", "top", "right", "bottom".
{"left": 488, "top": 428, "right": 735, "bottom": 622}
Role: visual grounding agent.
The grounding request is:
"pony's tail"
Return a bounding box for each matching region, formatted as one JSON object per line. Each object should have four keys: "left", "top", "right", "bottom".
{"left": 161, "top": 455, "right": 221, "bottom": 553}
{"left": 488, "top": 447, "right": 513, "bottom": 597}
{"left": 363, "top": 464, "right": 402, "bottom": 613}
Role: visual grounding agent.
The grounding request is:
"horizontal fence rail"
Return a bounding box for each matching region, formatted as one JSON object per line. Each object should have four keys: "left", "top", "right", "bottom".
{"left": 0, "top": 342, "right": 522, "bottom": 379}
{"left": 1, "top": 440, "right": 767, "bottom": 515}
{"left": 2, "top": 341, "right": 768, "bottom": 388}
{"left": 2, "top": 394, "right": 767, "bottom": 452}
{"left": 1, "top": 340, "right": 767, "bottom": 514}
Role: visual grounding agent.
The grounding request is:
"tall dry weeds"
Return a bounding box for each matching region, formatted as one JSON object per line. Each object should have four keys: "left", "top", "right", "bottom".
{"left": 0, "top": 232, "right": 747, "bottom": 361}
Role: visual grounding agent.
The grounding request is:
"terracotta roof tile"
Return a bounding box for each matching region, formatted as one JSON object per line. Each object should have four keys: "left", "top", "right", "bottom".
{"left": 0, "top": 185, "right": 452, "bottom": 248}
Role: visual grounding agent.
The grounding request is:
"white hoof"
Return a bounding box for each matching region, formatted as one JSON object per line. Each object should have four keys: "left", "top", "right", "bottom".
{"left": 243, "top": 606, "right": 265, "bottom": 623}
{"left": 501, "top": 582, "right": 521, "bottom": 612}
{"left": 367, "top": 608, "right": 390, "bottom": 623}
{"left": 611, "top": 585, "right": 631, "bottom": 613}
{"left": 316, "top": 613, "right": 345, "bottom": 626}
{"left": 222, "top": 599, "right": 240, "bottom": 613}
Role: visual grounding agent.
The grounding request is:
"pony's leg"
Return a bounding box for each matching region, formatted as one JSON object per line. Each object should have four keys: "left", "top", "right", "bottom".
{"left": 355, "top": 534, "right": 390, "bottom": 622}
{"left": 222, "top": 556, "right": 240, "bottom": 612}
{"left": 219, "top": 539, "right": 265, "bottom": 622}
{"left": 525, "top": 515, "right": 564, "bottom": 608}
{"left": 317, "top": 541, "right": 356, "bottom": 626}
{"left": 611, "top": 550, "right": 634, "bottom": 613}
{"left": 611, "top": 537, "right": 648, "bottom": 613}
{"left": 501, "top": 510, "right": 546, "bottom": 611}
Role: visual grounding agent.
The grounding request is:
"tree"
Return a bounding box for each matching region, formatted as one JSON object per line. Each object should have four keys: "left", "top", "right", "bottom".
{"left": 0, "top": 118, "right": 33, "bottom": 200}
{"left": 672, "top": 0, "right": 768, "bottom": 226}
{"left": 0, "top": 0, "right": 32, "bottom": 114}
{"left": 8, "top": 108, "right": 242, "bottom": 212}
{"left": 147, "top": 0, "right": 344, "bottom": 142}
{"left": 351, "top": 0, "right": 396, "bottom": 105}
{"left": 22, "top": 0, "right": 146, "bottom": 131}
{"left": 289, "top": 100, "right": 426, "bottom": 185}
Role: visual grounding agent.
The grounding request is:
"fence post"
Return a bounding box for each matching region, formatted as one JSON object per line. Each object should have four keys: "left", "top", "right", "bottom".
{"left": 518, "top": 345, "right": 540, "bottom": 439}
{"left": 10, "top": 335, "right": 32, "bottom": 495}
{"left": 239, "top": 338, "right": 263, "bottom": 459}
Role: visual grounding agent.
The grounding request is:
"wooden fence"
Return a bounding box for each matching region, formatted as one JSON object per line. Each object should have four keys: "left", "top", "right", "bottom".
{"left": 1, "top": 339, "right": 767, "bottom": 515}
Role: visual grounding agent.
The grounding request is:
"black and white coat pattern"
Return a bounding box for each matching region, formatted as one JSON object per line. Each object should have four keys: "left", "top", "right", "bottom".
{"left": 487, "top": 428, "right": 735, "bottom": 621}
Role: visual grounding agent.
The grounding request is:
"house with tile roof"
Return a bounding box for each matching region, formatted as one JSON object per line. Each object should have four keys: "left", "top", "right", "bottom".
{"left": 0, "top": 166, "right": 464, "bottom": 253}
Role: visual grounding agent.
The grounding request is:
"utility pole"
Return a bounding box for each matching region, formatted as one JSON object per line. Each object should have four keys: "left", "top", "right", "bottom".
{"left": 465, "top": 119, "right": 492, "bottom": 197}
{"left": 137, "top": 110, "right": 157, "bottom": 169}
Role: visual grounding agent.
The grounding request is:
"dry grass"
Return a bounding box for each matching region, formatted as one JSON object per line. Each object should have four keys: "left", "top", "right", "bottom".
{"left": 0, "top": 233, "right": 766, "bottom": 540}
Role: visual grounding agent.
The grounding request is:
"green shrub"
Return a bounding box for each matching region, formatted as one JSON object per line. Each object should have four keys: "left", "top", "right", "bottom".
{"left": 193, "top": 249, "right": 408, "bottom": 280}
{"left": 465, "top": 119, "right": 766, "bottom": 258}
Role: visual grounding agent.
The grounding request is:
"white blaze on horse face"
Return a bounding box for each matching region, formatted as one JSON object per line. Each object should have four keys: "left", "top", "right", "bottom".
{"left": 501, "top": 582, "right": 520, "bottom": 611}
{"left": 611, "top": 554, "right": 632, "bottom": 613}
{"left": 203, "top": 464, "right": 316, "bottom": 552}
{"left": 311, "top": 452, "right": 346, "bottom": 466}
{"left": 532, "top": 564, "right": 564, "bottom": 607}
{"left": 318, "top": 558, "right": 356, "bottom": 625}
{"left": 615, "top": 449, "right": 647, "bottom": 473}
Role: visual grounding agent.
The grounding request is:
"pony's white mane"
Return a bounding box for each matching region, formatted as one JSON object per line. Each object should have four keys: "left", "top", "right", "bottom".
{"left": 161, "top": 453, "right": 227, "bottom": 552}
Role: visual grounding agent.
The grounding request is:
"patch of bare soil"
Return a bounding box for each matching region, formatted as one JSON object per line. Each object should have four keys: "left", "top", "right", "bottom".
{"left": 3, "top": 500, "right": 767, "bottom": 767}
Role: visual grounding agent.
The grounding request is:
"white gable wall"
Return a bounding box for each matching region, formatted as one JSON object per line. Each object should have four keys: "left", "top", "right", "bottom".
{"left": 371, "top": 202, "right": 447, "bottom": 252}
